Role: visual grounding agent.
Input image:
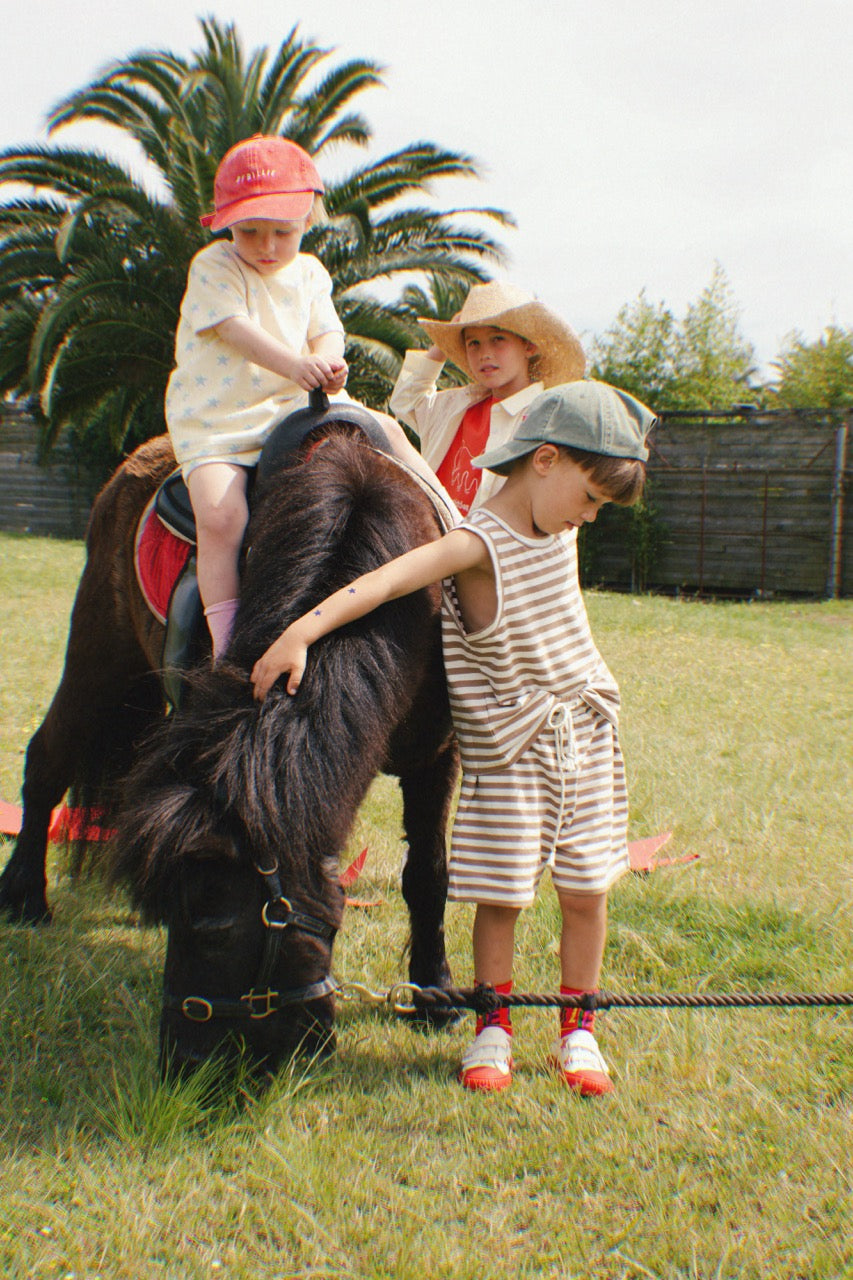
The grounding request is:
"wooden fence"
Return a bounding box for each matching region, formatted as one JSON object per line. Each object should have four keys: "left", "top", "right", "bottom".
{"left": 0, "top": 405, "right": 92, "bottom": 538}
{"left": 584, "top": 408, "right": 851, "bottom": 598}
{"left": 2, "top": 403, "right": 851, "bottom": 597}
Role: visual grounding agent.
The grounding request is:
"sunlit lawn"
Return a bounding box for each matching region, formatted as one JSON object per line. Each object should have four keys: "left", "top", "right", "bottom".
{"left": 1, "top": 532, "right": 850, "bottom": 1279}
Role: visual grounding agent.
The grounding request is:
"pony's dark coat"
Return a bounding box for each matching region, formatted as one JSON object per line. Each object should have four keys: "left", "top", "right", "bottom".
{"left": 1, "top": 428, "right": 457, "bottom": 1071}
{"left": 116, "top": 435, "right": 451, "bottom": 912}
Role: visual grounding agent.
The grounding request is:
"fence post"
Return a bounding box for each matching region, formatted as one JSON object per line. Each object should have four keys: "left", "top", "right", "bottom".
{"left": 826, "top": 421, "right": 848, "bottom": 599}
{"left": 698, "top": 464, "right": 707, "bottom": 595}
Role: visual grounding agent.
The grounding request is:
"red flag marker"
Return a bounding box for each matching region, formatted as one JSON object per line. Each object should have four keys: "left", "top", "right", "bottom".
{"left": 628, "top": 832, "right": 698, "bottom": 872}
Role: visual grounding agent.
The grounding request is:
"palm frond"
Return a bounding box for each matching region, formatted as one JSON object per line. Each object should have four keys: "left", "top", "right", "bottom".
{"left": 0, "top": 15, "right": 510, "bottom": 457}
{"left": 0, "top": 146, "right": 134, "bottom": 200}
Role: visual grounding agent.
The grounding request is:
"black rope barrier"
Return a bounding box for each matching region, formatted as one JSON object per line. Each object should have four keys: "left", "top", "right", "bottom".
{"left": 338, "top": 982, "right": 853, "bottom": 1015}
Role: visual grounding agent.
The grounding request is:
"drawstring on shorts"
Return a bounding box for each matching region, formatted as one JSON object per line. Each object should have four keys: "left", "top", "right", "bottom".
{"left": 545, "top": 702, "right": 578, "bottom": 864}
{"left": 547, "top": 702, "right": 578, "bottom": 772}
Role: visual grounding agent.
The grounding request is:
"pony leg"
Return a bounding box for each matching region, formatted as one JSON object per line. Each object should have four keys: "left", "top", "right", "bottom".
{"left": 0, "top": 711, "right": 71, "bottom": 923}
{"left": 0, "top": 664, "right": 161, "bottom": 923}
{"left": 0, "top": 615, "right": 161, "bottom": 924}
{"left": 1, "top": 433, "right": 175, "bottom": 924}
{"left": 399, "top": 741, "right": 459, "bottom": 1018}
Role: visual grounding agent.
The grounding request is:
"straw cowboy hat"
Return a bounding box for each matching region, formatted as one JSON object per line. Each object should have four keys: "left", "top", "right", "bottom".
{"left": 418, "top": 281, "right": 586, "bottom": 387}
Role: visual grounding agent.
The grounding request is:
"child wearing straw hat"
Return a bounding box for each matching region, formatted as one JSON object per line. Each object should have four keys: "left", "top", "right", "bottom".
{"left": 389, "top": 281, "right": 586, "bottom": 515}
{"left": 166, "top": 134, "right": 449, "bottom": 660}
{"left": 252, "top": 380, "right": 657, "bottom": 1096}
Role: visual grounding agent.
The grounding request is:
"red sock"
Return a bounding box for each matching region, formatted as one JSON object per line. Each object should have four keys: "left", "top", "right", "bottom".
{"left": 475, "top": 980, "right": 513, "bottom": 1035}
{"left": 560, "top": 986, "right": 596, "bottom": 1037}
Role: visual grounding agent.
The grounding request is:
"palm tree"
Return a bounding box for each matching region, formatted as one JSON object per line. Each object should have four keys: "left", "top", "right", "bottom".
{"left": 0, "top": 18, "right": 509, "bottom": 475}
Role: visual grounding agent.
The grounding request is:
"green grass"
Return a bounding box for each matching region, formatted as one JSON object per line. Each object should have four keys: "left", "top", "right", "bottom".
{"left": 1, "top": 532, "right": 851, "bottom": 1278}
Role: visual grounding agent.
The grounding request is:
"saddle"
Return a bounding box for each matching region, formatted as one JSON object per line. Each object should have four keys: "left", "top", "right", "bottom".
{"left": 136, "top": 390, "right": 392, "bottom": 708}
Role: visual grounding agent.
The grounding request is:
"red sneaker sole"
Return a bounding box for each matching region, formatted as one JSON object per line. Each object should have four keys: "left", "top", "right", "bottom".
{"left": 548, "top": 1057, "right": 614, "bottom": 1096}
{"left": 459, "top": 1066, "right": 513, "bottom": 1092}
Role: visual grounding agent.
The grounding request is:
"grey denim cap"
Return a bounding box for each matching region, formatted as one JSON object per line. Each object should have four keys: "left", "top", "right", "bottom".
{"left": 473, "top": 380, "right": 656, "bottom": 475}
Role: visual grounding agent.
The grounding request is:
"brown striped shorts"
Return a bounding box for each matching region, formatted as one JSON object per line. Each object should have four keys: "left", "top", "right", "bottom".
{"left": 448, "top": 702, "right": 630, "bottom": 906}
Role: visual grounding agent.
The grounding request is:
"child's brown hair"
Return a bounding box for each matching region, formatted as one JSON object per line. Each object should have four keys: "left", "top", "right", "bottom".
{"left": 561, "top": 446, "right": 646, "bottom": 506}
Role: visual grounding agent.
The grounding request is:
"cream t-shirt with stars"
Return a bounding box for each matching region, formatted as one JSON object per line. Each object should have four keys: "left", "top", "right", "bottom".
{"left": 165, "top": 241, "right": 345, "bottom": 475}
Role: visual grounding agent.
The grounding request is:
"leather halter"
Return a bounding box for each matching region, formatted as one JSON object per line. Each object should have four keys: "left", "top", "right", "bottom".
{"left": 163, "top": 861, "right": 338, "bottom": 1024}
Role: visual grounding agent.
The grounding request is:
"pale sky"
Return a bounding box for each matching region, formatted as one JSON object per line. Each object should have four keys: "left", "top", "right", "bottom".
{"left": 2, "top": 0, "right": 851, "bottom": 377}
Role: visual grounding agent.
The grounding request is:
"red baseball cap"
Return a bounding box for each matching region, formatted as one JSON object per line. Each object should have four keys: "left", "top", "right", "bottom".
{"left": 201, "top": 135, "right": 324, "bottom": 231}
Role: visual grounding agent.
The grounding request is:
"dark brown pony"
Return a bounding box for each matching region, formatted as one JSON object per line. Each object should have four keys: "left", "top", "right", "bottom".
{"left": 0, "top": 422, "right": 458, "bottom": 1074}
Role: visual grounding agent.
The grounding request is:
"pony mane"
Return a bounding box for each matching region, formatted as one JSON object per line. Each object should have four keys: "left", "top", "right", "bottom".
{"left": 112, "top": 433, "right": 443, "bottom": 919}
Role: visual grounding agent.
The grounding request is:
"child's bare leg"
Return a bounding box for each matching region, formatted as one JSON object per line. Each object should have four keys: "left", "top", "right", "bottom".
{"left": 553, "top": 888, "right": 613, "bottom": 1094}
{"left": 472, "top": 902, "right": 520, "bottom": 986}
{"left": 556, "top": 889, "right": 607, "bottom": 990}
{"left": 459, "top": 902, "right": 520, "bottom": 1092}
{"left": 187, "top": 462, "right": 249, "bottom": 656}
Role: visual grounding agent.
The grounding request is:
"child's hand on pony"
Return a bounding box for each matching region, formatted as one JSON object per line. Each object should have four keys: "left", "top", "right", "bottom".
{"left": 251, "top": 624, "right": 308, "bottom": 700}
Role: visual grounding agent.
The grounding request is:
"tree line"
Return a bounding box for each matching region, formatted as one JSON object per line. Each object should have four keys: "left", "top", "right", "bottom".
{"left": 590, "top": 263, "right": 852, "bottom": 417}
{"left": 0, "top": 18, "right": 850, "bottom": 483}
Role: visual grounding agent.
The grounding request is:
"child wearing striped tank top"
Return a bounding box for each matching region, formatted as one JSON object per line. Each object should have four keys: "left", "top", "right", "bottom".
{"left": 251, "top": 381, "right": 657, "bottom": 1096}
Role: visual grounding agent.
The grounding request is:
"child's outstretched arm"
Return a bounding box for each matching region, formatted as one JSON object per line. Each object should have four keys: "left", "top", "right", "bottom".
{"left": 250, "top": 528, "right": 486, "bottom": 700}
{"left": 216, "top": 316, "right": 345, "bottom": 391}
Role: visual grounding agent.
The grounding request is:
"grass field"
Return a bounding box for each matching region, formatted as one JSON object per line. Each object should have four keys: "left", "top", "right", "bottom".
{"left": 0, "top": 531, "right": 851, "bottom": 1279}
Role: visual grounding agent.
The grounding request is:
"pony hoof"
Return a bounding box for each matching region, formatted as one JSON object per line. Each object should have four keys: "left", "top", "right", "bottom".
{"left": 0, "top": 899, "right": 52, "bottom": 926}
{"left": 402, "top": 1004, "right": 465, "bottom": 1033}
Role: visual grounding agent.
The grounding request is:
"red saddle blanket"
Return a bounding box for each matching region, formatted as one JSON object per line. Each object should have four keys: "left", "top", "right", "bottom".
{"left": 134, "top": 495, "right": 193, "bottom": 624}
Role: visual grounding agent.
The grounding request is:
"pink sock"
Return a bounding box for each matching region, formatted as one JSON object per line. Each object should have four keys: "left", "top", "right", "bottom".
{"left": 204, "top": 597, "right": 239, "bottom": 659}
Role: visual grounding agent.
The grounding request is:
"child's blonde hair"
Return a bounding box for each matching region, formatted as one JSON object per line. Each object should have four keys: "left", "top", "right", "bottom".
{"left": 307, "top": 193, "right": 328, "bottom": 229}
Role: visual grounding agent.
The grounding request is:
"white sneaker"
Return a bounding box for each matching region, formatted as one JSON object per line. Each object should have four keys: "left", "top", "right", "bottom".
{"left": 459, "top": 1025, "right": 513, "bottom": 1092}
{"left": 550, "top": 1028, "right": 614, "bottom": 1096}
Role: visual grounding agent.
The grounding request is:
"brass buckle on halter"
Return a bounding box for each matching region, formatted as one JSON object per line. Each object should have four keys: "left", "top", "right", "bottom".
{"left": 261, "top": 897, "right": 293, "bottom": 930}
{"left": 181, "top": 996, "right": 214, "bottom": 1022}
{"left": 241, "top": 988, "right": 279, "bottom": 1019}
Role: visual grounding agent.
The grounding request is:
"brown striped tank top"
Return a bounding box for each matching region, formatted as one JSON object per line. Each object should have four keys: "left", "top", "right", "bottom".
{"left": 441, "top": 509, "right": 621, "bottom": 774}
